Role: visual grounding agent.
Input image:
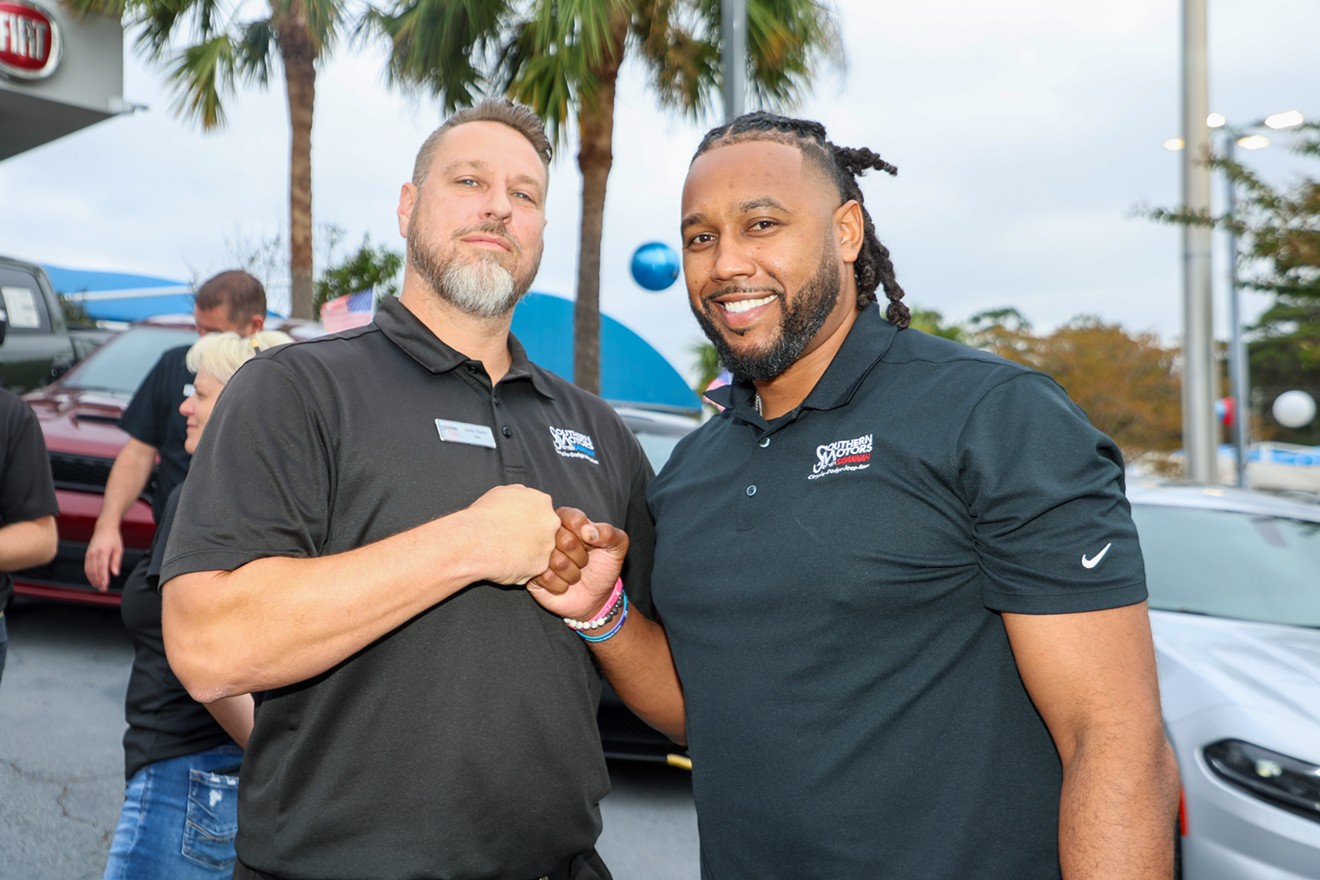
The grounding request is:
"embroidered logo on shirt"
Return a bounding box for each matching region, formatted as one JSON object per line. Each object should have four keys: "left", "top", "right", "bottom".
{"left": 808, "top": 433, "right": 874, "bottom": 480}
{"left": 1081, "top": 542, "right": 1113, "bottom": 569}
{"left": 549, "top": 426, "right": 599, "bottom": 465}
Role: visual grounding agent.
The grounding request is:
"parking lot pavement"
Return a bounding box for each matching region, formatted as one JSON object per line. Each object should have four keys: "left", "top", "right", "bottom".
{"left": 0, "top": 600, "right": 699, "bottom": 880}
{"left": 0, "top": 602, "right": 129, "bottom": 880}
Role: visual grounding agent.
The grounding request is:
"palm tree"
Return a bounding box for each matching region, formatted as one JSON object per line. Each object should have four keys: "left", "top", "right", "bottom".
{"left": 68, "top": 0, "right": 345, "bottom": 319}
{"left": 366, "top": 0, "right": 841, "bottom": 394}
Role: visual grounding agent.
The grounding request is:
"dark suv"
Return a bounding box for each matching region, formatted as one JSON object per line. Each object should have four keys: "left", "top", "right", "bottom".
{"left": 0, "top": 254, "right": 87, "bottom": 393}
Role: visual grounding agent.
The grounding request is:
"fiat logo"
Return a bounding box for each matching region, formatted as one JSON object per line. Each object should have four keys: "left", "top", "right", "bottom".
{"left": 0, "top": 0, "right": 61, "bottom": 81}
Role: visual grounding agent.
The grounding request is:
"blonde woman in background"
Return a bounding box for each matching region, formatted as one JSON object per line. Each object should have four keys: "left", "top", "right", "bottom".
{"left": 105, "top": 330, "right": 292, "bottom": 880}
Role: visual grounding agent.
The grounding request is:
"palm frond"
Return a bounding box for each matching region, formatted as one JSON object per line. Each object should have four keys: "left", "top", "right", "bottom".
{"left": 364, "top": 0, "right": 514, "bottom": 113}
{"left": 270, "top": 0, "right": 345, "bottom": 55}
{"left": 61, "top": 0, "right": 130, "bottom": 22}
{"left": 165, "top": 32, "right": 239, "bottom": 129}
{"left": 235, "top": 18, "right": 277, "bottom": 85}
{"left": 744, "top": 0, "right": 843, "bottom": 110}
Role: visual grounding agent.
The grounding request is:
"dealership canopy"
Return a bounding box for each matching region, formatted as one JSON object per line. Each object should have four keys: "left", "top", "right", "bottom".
{"left": 46, "top": 264, "right": 699, "bottom": 412}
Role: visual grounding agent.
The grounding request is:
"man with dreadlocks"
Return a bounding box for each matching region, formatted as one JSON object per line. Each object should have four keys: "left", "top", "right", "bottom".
{"left": 532, "top": 110, "right": 1178, "bottom": 878}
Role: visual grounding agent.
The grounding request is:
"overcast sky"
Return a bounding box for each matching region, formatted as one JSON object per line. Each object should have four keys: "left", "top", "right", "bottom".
{"left": 4, "top": 0, "right": 1318, "bottom": 382}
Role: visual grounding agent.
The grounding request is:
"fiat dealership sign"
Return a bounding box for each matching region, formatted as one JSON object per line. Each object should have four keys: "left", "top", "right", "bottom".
{"left": 0, "top": 0, "right": 61, "bottom": 80}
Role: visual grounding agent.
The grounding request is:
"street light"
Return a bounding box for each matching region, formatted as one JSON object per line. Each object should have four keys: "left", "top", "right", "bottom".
{"left": 1165, "top": 110, "right": 1304, "bottom": 487}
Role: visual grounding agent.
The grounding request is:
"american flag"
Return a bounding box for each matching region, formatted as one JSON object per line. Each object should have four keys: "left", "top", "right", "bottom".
{"left": 320, "top": 289, "right": 375, "bottom": 332}
{"left": 703, "top": 369, "right": 732, "bottom": 410}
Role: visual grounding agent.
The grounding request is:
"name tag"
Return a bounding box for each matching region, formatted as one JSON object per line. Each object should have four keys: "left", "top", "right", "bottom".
{"left": 434, "top": 418, "right": 497, "bottom": 449}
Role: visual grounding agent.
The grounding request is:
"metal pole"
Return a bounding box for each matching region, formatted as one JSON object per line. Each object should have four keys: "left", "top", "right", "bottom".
{"left": 1181, "top": 0, "right": 1217, "bottom": 483}
{"left": 721, "top": 0, "right": 747, "bottom": 122}
{"left": 1224, "top": 134, "right": 1250, "bottom": 487}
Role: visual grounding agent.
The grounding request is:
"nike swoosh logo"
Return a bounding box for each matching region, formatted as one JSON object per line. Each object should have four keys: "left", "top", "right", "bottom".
{"left": 1081, "top": 542, "right": 1113, "bottom": 569}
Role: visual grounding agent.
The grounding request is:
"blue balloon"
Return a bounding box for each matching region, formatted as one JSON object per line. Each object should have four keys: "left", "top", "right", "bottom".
{"left": 630, "top": 241, "right": 680, "bottom": 291}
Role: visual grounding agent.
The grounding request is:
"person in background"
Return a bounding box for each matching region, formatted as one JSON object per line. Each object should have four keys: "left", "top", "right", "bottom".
{"left": 84, "top": 270, "right": 266, "bottom": 593}
{"left": 0, "top": 387, "right": 58, "bottom": 683}
{"left": 104, "top": 330, "right": 292, "bottom": 880}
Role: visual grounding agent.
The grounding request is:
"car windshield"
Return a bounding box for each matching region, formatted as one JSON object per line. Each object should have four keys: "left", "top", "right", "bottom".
{"left": 1131, "top": 503, "right": 1320, "bottom": 627}
{"left": 632, "top": 428, "right": 686, "bottom": 472}
{"left": 61, "top": 327, "right": 198, "bottom": 395}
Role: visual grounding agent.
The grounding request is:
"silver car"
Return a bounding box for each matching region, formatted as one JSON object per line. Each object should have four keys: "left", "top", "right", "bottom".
{"left": 1129, "top": 483, "right": 1320, "bottom": 878}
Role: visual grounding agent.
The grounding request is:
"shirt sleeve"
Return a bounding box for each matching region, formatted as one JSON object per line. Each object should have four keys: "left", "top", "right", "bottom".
{"left": 618, "top": 445, "right": 656, "bottom": 620}
{"left": 119, "top": 349, "right": 182, "bottom": 449}
{"left": 1, "top": 395, "right": 59, "bottom": 524}
{"left": 160, "top": 357, "right": 332, "bottom": 582}
{"left": 956, "top": 372, "right": 1147, "bottom": 614}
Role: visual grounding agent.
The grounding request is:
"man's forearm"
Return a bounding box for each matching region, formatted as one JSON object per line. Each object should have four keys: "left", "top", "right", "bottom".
{"left": 590, "top": 614, "right": 687, "bottom": 744}
{"left": 0, "top": 516, "right": 57, "bottom": 571}
{"left": 204, "top": 694, "right": 255, "bottom": 749}
{"left": 163, "top": 487, "right": 559, "bottom": 701}
{"left": 1058, "top": 729, "right": 1180, "bottom": 879}
{"left": 96, "top": 441, "right": 157, "bottom": 529}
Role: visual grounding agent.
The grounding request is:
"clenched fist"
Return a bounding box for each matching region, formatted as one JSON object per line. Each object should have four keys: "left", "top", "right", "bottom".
{"left": 462, "top": 485, "right": 562, "bottom": 586}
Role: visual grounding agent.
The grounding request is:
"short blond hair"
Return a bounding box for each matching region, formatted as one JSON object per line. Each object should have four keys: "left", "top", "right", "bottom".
{"left": 186, "top": 330, "right": 294, "bottom": 386}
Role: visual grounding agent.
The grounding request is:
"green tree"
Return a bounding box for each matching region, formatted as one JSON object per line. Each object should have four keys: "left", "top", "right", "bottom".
{"left": 314, "top": 237, "right": 404, "bottom": 310}
{"left": 691, "top": 340, "right": 722, "bottom": 396}
{"left": 966, "top": 310, "right": 1183, "bottom": 466}
{"left": 908, "top": 308, "right": 964, "bottom": 342}
{"left": 68, "top": 0, "right": 349, "bottom": 321}
{"left": 1145, "top": 121, "right": 1320, "bottom": 443}
{"left": 366, "top": 0, "right": 840, "bottom": 394}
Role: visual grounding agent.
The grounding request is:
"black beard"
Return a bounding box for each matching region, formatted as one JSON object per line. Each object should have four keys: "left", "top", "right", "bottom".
{"left": 691, "top": 245, "right": 841, "bottom": 383}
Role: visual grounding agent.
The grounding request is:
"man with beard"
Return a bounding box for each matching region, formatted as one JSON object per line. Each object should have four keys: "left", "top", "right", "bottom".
{"left": 158, "top": 100, "right": 655, "bottom": 880}
{"left": 534, "top": 112, "right": 1179, "bottom": 878}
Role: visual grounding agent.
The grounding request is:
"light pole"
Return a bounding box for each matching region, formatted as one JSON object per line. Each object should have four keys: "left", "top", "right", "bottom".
{"left": 721, "top": 0, "right": 746, "bottom": 122}
{"left": 1180, "top": 0, "right": 1215, "bottom": 484}
{"left": 1165, "top": 109, "right": 1304, "bottom": 487}
{"left": 1218, "top": 111, "right": 1303, "bottom": 486}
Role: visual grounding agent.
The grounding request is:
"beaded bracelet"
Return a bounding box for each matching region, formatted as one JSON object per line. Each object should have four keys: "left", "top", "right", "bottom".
{"left": 562, "top": 578, "right": 624, "bottom": 631}
{"left": 576, "top": 593, "right": 629, "bottom": 643}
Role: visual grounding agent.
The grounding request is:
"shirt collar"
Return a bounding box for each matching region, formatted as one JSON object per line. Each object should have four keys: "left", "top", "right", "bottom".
{"left": 374, "top": 296, "right": 558, "bottom": 399}
{"left": 801, "top": 302, "right": 899, "bottom": 412}
{"left": 704, "top": 303, "right": 900, "bottom": 423}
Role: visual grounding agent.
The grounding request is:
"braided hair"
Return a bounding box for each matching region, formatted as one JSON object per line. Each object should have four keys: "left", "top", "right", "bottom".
{"left": 692, "top": 112, "right": 910, "bottom": 329}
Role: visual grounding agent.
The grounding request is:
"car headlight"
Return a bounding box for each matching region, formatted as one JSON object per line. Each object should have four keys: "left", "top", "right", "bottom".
{"left": 1203, "top": 739, "right": 1320, "bottom": 823}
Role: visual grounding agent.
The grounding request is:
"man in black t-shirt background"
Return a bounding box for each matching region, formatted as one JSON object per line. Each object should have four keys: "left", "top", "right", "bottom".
{"left": 83, "top": 270, "right": 266, "bottom": 593}
{"left": 0, "top": 387, "right": 58, "bottom": 683}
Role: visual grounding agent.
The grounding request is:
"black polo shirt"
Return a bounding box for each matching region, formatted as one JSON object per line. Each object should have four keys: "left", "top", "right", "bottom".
{"left": 118, "top": 484, "right": 234, "bottom": 781}
{"left": 648, "top": 304, "right": 1146, "bottom": 879}
{"left": 119, "top": 345, "right": 193, "bottom": 522}
{"left": 161, "top": 296, "right": 655, "bottom": 880}
{"left": 1, "top": 389, "right": 59, "bottom": 608}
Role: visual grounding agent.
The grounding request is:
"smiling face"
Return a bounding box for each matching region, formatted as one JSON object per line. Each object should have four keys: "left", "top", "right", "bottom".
{"left": 680, "top": 139, "right": 863, "bottom": 383}
{"left": 397, "top": 121, "right": 548, "bottom": 318}
{"left": 179, "top": 371, "right": 224, "bottom": 455}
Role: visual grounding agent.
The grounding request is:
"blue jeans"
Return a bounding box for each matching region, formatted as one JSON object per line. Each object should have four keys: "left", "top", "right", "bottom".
{"left": 103, "top": 743, "right": 243, "bottom": 880}
{"left": 0, "top": 612, "right": 8, "bottom": 685}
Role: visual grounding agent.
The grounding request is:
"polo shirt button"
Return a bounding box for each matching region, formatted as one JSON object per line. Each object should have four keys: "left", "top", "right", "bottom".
{"left": 745, "top": 485, "right": 757, "bottom": 496}
{"left": 501, "top": 426, "right": 512, "bottom": 437}
{"left": 758, "top": 437, "right": 770, "bottom": 448}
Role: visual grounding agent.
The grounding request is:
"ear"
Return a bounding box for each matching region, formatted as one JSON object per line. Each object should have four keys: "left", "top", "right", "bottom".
{"left": 835, "top": 199, "right": 864, "bottom": 264}
{"left": 397, "top": 182, "right": 417, "bottom": 238}
{"left": 246, "top": 314, "right": 266, "bottom": 335}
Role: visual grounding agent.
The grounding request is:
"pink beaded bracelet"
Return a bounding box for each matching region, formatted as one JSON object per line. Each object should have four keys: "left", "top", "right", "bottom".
{"left": 562, "top": 578, "right": 625, "bottom": 631}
